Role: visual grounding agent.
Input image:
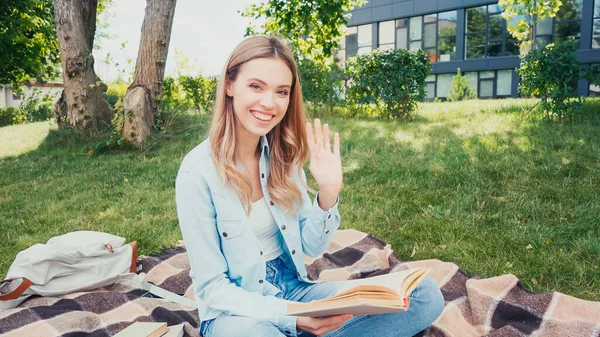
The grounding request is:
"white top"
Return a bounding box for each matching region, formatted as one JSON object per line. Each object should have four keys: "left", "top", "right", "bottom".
{"left": 247, "top": 197, "right": 283, "bottom": 261}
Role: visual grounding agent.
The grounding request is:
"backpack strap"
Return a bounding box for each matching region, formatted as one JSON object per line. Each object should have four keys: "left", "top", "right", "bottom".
{"left": 0, "top": 278, "right": 32, "bottom": 300}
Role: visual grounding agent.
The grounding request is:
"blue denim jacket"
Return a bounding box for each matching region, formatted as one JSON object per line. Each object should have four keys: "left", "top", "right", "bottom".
{"left": 175, "top": 136, "right": 341, "bottom": 337}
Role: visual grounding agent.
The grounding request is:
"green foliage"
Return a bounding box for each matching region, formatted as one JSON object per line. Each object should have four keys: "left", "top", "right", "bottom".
{"left": 345, "top": 49, "right": 431, "bottom": 118}
{"left": 19, "top": 88, "right": 55, "bottom": 122}
{"left": 448, "top": 68, "right": 477, "bottom": 102}
{"left": 0, "top": 0, "right": 60, "bottom": 87}
{"left": 178, "top": 75, "right": 218, "bottom": 114}
{"left": 297, "top": 59, "right": 345, "bottom": 116}
{"left": 104, "top": 80, "right": 129, "bottom": 107}
{"left": 0, "top": 107, "right": 27, "bottom": 127}
{"left": 500, "top": 0, "right": 563, "bottom": 50}
{"left": 241, "top": 0, "right": 364, "bottom": 62}
{"left": 518, "top": 42, "right": 583, "bottom": 120}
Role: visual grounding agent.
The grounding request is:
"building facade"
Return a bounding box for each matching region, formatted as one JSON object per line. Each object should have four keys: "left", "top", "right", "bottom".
{"left": 0, "top": 83, "right": 63, "bottom": 109}
{"left": 342, "top": 0, "right": 600, "bottom": 100}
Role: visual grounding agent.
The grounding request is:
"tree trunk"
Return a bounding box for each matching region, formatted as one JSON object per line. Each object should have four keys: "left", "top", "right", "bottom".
{"left": 122, "top": 0, "right": 177, "bottom": 145}
{"left": 53, "top": 0, "right": 111, "bottom": 131}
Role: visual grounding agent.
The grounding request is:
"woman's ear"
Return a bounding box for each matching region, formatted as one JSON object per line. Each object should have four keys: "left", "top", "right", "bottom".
{"left": 226, "top": 80, "right": 233, "bottom": 98}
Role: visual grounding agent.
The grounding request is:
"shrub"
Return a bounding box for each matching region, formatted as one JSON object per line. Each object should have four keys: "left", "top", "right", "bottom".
{"left": 178, "top": 74, "right": 217, "bottom": 114}
{"left": 19, "top": 88, "right": 55, "bottom": 122}
{"left": 297, "top": 58, "right": 345, "bottom": 116}
{"left": 345, "top": 48, "right": 431, "bottom": 118}
{"left": 447, "top": 68, "right": 477, "bottom": 102}
{"left": 519, "top": 42, "right": 583, "bottom": 120}
{"left": 105, "top": 81, "right": 129, "bottom": 108}
{"left": 0, "top": 107, "right": 27, "bottom": 127}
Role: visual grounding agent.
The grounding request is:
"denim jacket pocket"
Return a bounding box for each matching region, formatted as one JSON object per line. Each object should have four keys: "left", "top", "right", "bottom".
{"left": 217, "top": 219, "right": 247, "bottom": 263}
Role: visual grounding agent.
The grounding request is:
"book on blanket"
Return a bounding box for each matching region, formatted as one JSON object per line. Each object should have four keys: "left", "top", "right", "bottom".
{"left": 287, "top": 267, "right": 431, "bottom": 317}
{"left": 113, "top": 322, "right": 184, "bottom": 337}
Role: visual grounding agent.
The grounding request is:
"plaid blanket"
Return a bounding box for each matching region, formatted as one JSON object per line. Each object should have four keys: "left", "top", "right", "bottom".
{"left": 1, "top": 229, "right": 599, "bottom": 337}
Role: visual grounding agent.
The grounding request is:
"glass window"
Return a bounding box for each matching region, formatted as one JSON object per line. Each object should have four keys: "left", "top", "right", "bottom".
{"left": 594, "top": 0, "right": 600, "bottom": 48}
{"left": 346, "top": 34, "right": 358, "bottom": 57}
{"left": 466, "top": 33, "right": 485, "bottom": 58}
{"left": 506, "top": 34, "right": 520, "bottom": 55}
{"left": 423, "top": 24, "right": 436, "bottom": 48}
{"left": 358, "top": 24, "right": 372, "bottom": 48}
{"left": 496, "top": 70, "right": 512, "bottom": 96}
{"left": 438, "top": 11, "right": 457, "bottom": 36}
{"left": 534, "top": 36, "right": 552, "bottom": 50}
{"left": 409, "top": 41, "right": 421, "bottom": 50}
{"left": 379, "top": 21, "right": 395, "bottom": 45}
{"left": 480, "top": 71, "right": 495, "bottom": 79}
{"left": 594, "top": 19, "right": 600, "bottom": 49}
{"left": 480, "top": 79, "right": 494, "bottom": 97}
{"left": 410, "top": 17, "right": 422, "bottom": 41}
{"left": 379, "top": 44, "right": 395, "bottom": 51}
{"left": 487, "top": 41, "right": 503, "bottom": 57}
{"left": 465, "top": 72, "right": 478, "bottom": 94}
{"left": 467, "top": 7, "right": 486, "bottom": 33}
{"left": 396, "top": 27, "right": 408, "bottom": 49}
{"left": 488, "top": 4, "right": 503, "bottom": 13}
{"left": 438, "top": 36, "right": 456, "bottom": 61}
{"left": 556, "top": 0, "right": 582, "bottom": 21}
{"left": 436, "top": 73, "right": 454, "bottom": 98}
{"left": 536, "top": 17, "right": 553, "bottom": 35}
{"left": 555, "top": 21, "right": 581, "bottom": 45}
{"left": 12, "top": 93, "right": 22, "bottom": 100}
{"left": 357, "top": 46, "right": 372, "bottom": 55}
{"left": 489, "top": 14, "right": 503, "bottom": 40}
{"left": 425, "top": 82, "right": 436, "bottom": 100}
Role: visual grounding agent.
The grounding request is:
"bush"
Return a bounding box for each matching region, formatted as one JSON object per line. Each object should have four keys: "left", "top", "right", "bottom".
{"left": 448, "top": 68, "right": 476, "bottom": 102}
{"left": 345, "top": 48, "right": 431, "bottom": 118}
{"left": 178, "top": 74, "right": 217, "bottom": 114}
{"left": 519, "top": 42, "right": 583, "bottom": 120}
{"left": 298, "top": 58, "right": 345, "bottom": 116}
{"left": 105, "top": 81, "right": 129, "bottom": 108}
{"left": 19, "top": 88, "right": 55, "bottom": 122}
{"left": 0, "top": 107, "right": 27, "bottom": 127}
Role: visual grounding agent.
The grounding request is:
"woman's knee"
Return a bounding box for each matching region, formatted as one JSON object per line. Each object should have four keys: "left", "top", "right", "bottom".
{"left": 204, "top": 315, "right": 284, "bottom": 337}
{"left": 409, "top": 277, "right": 445, "bottom": 326}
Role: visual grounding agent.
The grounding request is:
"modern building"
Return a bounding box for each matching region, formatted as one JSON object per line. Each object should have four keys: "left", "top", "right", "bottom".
{"left": 342, "top": 0, "right": 600, "bottom": 100}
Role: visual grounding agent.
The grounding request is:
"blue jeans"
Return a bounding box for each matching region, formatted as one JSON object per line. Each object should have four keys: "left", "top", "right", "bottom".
{"left": 200, "top": 253, "right": 444, "bottom": 337}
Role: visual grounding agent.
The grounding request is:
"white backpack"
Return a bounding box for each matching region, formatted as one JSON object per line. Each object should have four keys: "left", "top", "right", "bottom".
{"left": 0, "top": 231, "right": 196, "bottom": 310}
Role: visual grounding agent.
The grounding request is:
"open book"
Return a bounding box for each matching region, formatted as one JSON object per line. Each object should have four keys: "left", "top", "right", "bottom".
{"left": 287, "top": 267, "right": 431, "bottom": 317}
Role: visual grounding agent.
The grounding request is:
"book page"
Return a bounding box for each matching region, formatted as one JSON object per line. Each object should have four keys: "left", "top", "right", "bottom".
{"left": 335, "top": 267, "right": 427, "bottom": 296}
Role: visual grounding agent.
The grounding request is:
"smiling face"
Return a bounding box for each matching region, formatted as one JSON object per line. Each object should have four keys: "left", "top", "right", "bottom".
{"left": 226, "top": 57, "right": 293, "bottom": 143}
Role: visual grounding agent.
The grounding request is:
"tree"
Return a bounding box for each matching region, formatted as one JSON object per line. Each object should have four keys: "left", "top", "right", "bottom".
{"left": 499, "top": 0, "right": 563, "bottom": 51}
{"left": 241, "top": 0, "right": 364, "bottom": 62}
{"left": 53, "top": 0, "right": 112, "bottom": 131}
{"left": 121, "top": 0, "right": 177, "bottom": 145}
{"left": 0, "top": 0, "right": 60, "bottom": 88}
{"left": 447, "top": 68, "right": 476, "bottom": 102}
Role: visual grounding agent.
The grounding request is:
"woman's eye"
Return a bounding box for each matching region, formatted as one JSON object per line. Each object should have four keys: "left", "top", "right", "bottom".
{"left": 250, "top": 83, "right": 261, "bottom": 90}
{"left": 278, "top": 90, "right": 289, "bottom": 96}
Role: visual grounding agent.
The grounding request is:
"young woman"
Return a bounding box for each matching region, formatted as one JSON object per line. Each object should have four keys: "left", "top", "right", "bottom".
{"left": 175, "top": 35, "right": 444, "bottom": 337}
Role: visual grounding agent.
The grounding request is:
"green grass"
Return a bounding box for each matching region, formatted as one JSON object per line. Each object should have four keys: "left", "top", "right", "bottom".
{"left": 1, "top": 99, "right": 600, "bottom": 301}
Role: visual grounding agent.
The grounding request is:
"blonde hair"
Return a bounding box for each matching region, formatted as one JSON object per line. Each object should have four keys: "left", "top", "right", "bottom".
{"left": 209, "top": 36, "right": 309, "bottom": 214}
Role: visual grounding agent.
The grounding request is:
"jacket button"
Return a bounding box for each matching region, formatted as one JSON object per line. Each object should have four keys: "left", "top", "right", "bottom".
{"left": 325, "top": 230, "right": 330, "bottom": 234}
{"left": 327, "top": 213, "right": 332, "bottom": 219}
{"left": 260, "top": 251, "right": 263, "bottom": 255}
{"left": 291, "top": 249, "right": 295, "bottom": 254}
{"left": 259, "top": 279, "right": 263, "bottom": 284}
{"left": 270, "top": 200, "right": 274, "bottom": 206}
{"left": 261, "top": 173, "right": 265, "bottom": 179}
{"left": 281, "top": 225, "right": 286, "bottom": 230}
{"left": 222, "top": 232, "right": 228, "bottom": 237}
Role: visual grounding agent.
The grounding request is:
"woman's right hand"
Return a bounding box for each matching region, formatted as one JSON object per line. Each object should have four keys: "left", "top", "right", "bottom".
{"left": 297, "top": 314, "right": 353, "bottom": 336}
